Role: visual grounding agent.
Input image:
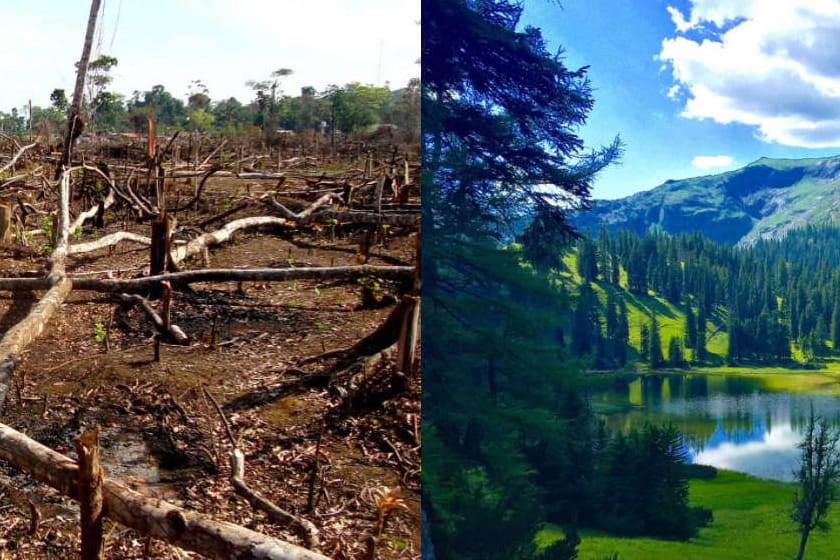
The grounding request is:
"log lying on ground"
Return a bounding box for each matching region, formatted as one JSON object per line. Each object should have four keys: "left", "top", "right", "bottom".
{"left": 170, "top": 216, "right": 289, "bottom": 266}
{"left": 0, "top": 278, "right": 52, "bottom": 291}
{"left": 0, "top": 278, "right": 72, "bottom": 409}
{"left": 69, "top": 231, "right": 151, "bottom": 255}
{"left": 0, "top": 423, "right": 330, "bottom": 560}
{"left": 266, "top": 197, "right": 418, "bottom": 226}
{"left": 71, "top": 265, "right": 413, "bottom": 294}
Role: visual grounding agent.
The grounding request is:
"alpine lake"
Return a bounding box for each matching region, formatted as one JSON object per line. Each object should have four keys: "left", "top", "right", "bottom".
{"left": 588, "top": 371, "right": 840, "bottom": 481}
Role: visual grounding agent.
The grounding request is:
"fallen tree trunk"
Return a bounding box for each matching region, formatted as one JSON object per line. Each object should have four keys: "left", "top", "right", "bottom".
{"left": 69, "top": 231, "right": 151, "bottom": 255}
{"left": 266, "top": 197, "right": 418, "bottom": 226}
{"left": 170, "top": 216, "right": 289, "bottom": 266}
{"left": 0, "top": 423, "right": 330, "bottom": 560}
{"left": 0, "top": 278, "right": 73, "bottom": 409}
{"left": 0, "top": 278, "right": 52, "bottom": 291}
{"left": 71, "top": 265, "right": 413, "bottom": 293}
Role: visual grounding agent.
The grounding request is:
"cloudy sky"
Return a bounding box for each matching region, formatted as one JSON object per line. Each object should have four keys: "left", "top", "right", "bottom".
{"left": 0, "top": 0, "right": 419, "bottom": 112}
{"left": 522, "top": 0, "right": 840, "bottom": 199}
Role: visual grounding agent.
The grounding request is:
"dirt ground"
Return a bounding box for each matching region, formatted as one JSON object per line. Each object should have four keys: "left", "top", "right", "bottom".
{"left": 0, "top": 170, "right": 420, "bottom": 559}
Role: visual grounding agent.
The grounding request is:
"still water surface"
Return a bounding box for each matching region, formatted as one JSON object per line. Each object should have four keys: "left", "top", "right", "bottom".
{"left": 589, "top": 373, "right": 840, "bottom": 481}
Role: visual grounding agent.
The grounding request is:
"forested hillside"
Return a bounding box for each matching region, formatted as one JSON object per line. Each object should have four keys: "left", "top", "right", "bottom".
{"left": 563, "top": 225, "right": 840, "bottom": 369}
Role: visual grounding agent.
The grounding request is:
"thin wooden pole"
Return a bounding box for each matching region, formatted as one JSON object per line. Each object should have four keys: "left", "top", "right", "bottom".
{"left": 58, "top": 0, "right": 102, "bottom": 178}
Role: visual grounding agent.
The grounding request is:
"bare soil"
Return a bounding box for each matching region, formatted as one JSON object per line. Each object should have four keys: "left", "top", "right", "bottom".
{"left": 0, "top": 168, "right": 420, "bottom": 559}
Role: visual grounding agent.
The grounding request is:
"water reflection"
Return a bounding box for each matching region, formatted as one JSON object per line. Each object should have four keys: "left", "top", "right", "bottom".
{"left": 591, "top": 373, "right": 840, "bottom": 481}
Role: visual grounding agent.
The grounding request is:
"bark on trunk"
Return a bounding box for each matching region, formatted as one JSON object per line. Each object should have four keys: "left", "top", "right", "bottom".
{"left": 795, "top": 527, "right": 810, "bottom": 560}
{"left": 77, "top": 428, "right": 104, "bottom": 560}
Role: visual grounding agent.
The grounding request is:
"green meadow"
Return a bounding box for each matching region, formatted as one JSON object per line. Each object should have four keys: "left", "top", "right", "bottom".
{"left": 536, "top": 470, "right": 840, "bottom": 559}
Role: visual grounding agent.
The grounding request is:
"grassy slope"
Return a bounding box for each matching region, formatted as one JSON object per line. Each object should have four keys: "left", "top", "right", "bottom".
{"left": 560, "top": 470, "right": 840, "bottom": 560}
{"left": 560, "top": 252, "right": 728, "bottom": 365}
{"left": 561, "top": 251, "right": 840, "bottom": 374}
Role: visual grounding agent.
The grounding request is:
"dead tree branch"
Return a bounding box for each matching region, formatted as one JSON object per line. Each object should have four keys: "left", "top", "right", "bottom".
{"left": 0, "top": 143, "right": 38, "bottom": 176}
{"left": 114, "top": 293, "right": 189, "bottom": 344}
{"left": 203, "top": 388, "right": 321, "bottom": 550}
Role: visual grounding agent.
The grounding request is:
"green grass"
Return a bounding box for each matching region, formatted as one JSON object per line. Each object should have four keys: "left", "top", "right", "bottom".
{"left": 539, "top": 470, "right": 840, "bottom": 560}
{"left": 560, "top": 251, "right": 728, "bottom": 366}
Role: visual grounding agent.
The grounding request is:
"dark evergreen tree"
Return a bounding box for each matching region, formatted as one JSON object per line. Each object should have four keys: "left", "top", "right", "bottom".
{"left": 685, "top": 303, "right": 697, "bottom": 351}
{"left": 616, "top": 298, "right": 630, "bottom": 365}
{"left": 649, "top": 313, "right": 664, "bottom": 368}
{"left": 422, "top": 0, "right": 619, "bottom": 555}
{"left": 577, "top": 237, "right": 599, "bottom": 284}
{"left": 668, "top": 336, "right": 684, "bottom": 368}
{"left": 695, "top": 307, "right": 707, "bottom": 364}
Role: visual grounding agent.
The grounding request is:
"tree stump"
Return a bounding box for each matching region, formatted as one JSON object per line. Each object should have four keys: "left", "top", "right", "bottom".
{"left": 0, "top": 205, "right": 10, "bottom": 245}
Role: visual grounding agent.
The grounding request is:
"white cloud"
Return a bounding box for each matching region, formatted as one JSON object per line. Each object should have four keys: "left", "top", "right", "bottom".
{"left": 692, "top": 154, "right": 734, "bottom": 168}
{"left": 660, "top": 0, "right": 840, "bottom": 147}
{"left": 692, "top": 424, "right": 800, "bottom": 480}
{"left": 666, "top": 6, "right": 692, "bottom": 32}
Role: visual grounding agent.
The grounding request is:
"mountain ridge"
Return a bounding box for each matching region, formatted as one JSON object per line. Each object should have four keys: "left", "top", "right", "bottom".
{"left": 574, "top": 155, "right": 840, "bottom": 245}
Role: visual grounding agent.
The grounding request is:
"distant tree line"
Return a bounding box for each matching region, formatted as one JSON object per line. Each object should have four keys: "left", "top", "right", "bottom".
{"left": 0, "top": 55, "right": 420, "bottom": 142}
{"left": 568, "top": 224, "right": 840, "bottom": 367}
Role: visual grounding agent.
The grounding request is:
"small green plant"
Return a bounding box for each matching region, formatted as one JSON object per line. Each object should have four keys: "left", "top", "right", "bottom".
{"left": 39, "top": 215, "right": 53, "bottom": 242}
{"left": 357, "top": 276, "right": 384, "bottom": 292}
{"left": 314, "top": 287, "right": 322, "bottom": 296}
{"left": 314, "top": 321, "right": 327, "bottom": 330}
{"left": 291, "top": 281, "right": 299, "bottom": 292}
{"left": 94, "top": 317, "right": 107, "bottom": 344}
{"left": 72, "top": 225, "right": 82, "bottom": 239}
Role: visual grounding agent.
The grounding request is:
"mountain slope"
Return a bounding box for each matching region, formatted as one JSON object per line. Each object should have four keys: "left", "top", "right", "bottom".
{"left": 575, "top": 155, "right": 840, "bottom": 245}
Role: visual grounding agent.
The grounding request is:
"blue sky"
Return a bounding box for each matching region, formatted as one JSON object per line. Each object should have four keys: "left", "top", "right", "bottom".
{"left": 0, "top": 1, "right": 419, "bottom": 112}
{"left": 522, "top": 0, "right": 840, "bottom": 199}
